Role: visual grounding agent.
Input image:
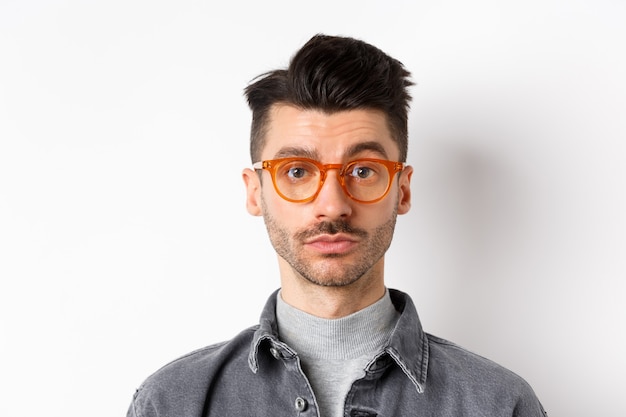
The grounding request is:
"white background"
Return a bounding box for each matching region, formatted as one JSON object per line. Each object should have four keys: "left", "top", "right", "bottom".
{"left": 1, "top": 1, "right": 625, "bottom": 416}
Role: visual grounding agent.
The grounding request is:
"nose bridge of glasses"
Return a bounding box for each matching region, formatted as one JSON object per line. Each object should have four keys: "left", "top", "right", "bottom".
{"left": 310, "top": 163, "right": 346, "bottom": 203}
{"left": 321, "top": 163, "right": 345, "bottom": 175}
{"left": 318, "top": 163, "right": 347, "bottom": 186}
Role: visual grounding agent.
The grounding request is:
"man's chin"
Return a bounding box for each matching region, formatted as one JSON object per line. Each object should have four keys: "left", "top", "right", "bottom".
{"left": 298, "top": 268, "right": 364, "bottom": 288}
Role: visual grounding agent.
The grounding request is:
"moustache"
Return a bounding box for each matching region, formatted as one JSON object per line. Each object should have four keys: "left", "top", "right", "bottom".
{"left": 296, "top": 220, "right": 368, "bottom": 240}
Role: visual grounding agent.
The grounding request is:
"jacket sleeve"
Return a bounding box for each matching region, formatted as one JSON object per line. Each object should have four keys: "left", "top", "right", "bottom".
{"left": 126, "top": 395, "right": 137, "bottom": 417}
{"left": 513, "top": 384, "right": 548, "bottom": 417}
{"left": 126, "top": 389, "right": 144, "bottom": 417}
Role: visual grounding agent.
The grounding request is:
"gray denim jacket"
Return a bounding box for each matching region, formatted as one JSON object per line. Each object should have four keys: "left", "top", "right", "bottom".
{"left": 127, "top": 289, "right": 547, "bottom": 417}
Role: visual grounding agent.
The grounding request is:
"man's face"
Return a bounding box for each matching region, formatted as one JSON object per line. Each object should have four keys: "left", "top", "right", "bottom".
{"left": 243, "top": 104, "right": 412, "bottom": 288}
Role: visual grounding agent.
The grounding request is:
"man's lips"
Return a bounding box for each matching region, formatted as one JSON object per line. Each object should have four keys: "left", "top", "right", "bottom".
{"left": 303, "top": 234, "right": 359, "bottom": 254}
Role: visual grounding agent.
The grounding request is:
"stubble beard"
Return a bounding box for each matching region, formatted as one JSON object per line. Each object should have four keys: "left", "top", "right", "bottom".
{"left": 261, "top": 198, "right": 398, "bottom": 288}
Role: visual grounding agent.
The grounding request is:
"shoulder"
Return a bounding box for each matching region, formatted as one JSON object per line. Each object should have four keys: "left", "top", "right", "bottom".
{"left": 426, "top": 332, "right": 528, "bottom": 384}
{"left": 128, "top": 326, "right": 258, "bottom": 417}
{"left": 144, "top": 325, "right": 257, "bottom": 386}
{"left": 424, "top": 333, "right": 545, "bottom": 412}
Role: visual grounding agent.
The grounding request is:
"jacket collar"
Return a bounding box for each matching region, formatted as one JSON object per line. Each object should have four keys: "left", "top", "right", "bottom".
{"left": 248, "top": 289, "right": 287, "bottom": 373}
{"left": 383, "top": 289, "right": 428, "bottom": 393}
{"left": 248, "top": 288, "right": 428, "bottom": 394}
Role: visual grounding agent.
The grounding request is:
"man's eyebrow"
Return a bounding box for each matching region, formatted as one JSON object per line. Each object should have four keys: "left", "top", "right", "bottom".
{"left": 345, "top": 141, "right": 389, "bottom": 159}
{"left": 273, "top": 142, "right": 390, "bottom": 161}
{"left": 273, "top": 147, "right": 319, "bottom": 160}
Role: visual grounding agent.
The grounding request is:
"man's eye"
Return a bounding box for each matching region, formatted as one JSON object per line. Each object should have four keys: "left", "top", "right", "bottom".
{"left": 287, "top": 167, "right": 308, "bottom": 179}
{"left": 350, "top": 165, "right": 375, "bottom": 179}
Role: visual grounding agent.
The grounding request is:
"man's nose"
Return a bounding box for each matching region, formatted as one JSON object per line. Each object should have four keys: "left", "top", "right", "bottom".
{"left": 312, "top": 170, "right": 353, "bottom": 219}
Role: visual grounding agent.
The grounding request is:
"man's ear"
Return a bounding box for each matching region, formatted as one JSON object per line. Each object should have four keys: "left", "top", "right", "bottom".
{"left": 397, "top": 165, "right": 413, "bottom": 215}
{"left": 242, "top": 168, "right": 263, "bottom": 216}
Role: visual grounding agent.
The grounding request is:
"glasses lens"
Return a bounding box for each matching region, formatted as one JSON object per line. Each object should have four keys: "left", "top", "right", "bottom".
{"left": 343, "top": 160, "right": 391, "bottom": 202}
{"left": 274, "top": 159, "right": 321, "bottom": 201}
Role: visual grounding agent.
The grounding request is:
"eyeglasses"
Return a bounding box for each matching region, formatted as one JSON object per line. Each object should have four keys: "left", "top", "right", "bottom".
{"left": 253, "top": 157, "right": 405, "bottom": 203}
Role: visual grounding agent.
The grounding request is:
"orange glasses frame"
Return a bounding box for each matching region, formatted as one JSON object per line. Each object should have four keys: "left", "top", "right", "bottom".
{"left": 252, "top": 157, "right": 405, "bottom": 204}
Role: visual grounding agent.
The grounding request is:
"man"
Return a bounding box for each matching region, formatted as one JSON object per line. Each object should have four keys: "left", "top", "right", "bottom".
{"left": 127, "top": 34, "right": 547, "bottom": 417}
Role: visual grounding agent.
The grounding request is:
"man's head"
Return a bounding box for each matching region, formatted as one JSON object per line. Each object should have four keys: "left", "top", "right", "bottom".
{"left": 245, "top": 34, "right": 413, "bottom": 163}
{"left": 242, "top": 35, "right": 413, "bottom": 305}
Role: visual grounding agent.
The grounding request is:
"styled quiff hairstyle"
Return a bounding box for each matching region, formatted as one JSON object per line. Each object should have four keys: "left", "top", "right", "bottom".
{"left": 244, "top": 34, "right": 413, "bottom": 162}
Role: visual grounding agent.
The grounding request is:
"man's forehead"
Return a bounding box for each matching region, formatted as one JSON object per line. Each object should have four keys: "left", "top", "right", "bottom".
{"left": 261, "top": 104, "right": 398, "bottom": 159}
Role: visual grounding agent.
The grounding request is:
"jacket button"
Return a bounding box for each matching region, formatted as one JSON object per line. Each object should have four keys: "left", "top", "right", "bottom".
{"left": 294, "top": 397, "right": 308, "bottom": 412}
{"left": 269, "top": 347, "right": 280, "bottom": 359}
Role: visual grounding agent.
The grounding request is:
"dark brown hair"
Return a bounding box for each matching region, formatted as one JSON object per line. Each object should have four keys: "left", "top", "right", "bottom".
{"left": 244, "top": 34, "right": 413, "bottom": 162}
